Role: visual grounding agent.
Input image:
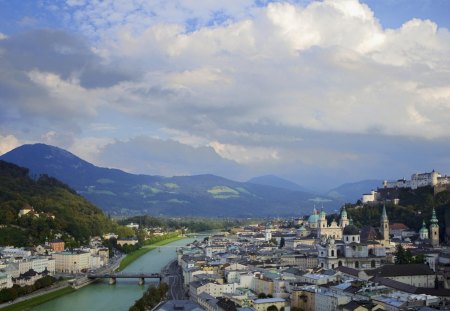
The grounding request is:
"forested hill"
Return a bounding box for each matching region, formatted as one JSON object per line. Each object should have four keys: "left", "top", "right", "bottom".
{"left": 0, "top": 160, "right": 116, "bottom": 246}
{"left": 344, "top": 186, "right": 450, "bottom": 241}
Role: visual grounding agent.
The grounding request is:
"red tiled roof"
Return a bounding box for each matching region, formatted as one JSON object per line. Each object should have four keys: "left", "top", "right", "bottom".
{"left": 389, "top": 223, "right": 408, "bottom": 230}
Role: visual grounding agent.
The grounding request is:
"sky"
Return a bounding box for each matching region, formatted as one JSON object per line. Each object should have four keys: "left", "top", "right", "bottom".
{"left": 1, "top": 0, "right": 450, "bottom": 192}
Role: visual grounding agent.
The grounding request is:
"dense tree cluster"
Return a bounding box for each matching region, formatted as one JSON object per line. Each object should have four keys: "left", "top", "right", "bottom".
{"left": 394, "top": 244, "right": 425, "bottom": 264}
{"left": 129, "top": 282, "right": 168, "bottom": 311}
{"left": 0, "top": 276, "right": 56, "bottom": 303}
{"left": 0, "top": 160, "right": 121, "bottom": 246}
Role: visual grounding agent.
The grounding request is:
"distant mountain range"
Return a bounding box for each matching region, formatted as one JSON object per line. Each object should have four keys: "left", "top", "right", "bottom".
{"left": 1, "top": 144, "right": 341, "bottom": 217}
{"left": 326, "top": 179, "right": 383, "bottom": 203}
{"left": 247, "top": 175, "right": 310, "bottom": 193}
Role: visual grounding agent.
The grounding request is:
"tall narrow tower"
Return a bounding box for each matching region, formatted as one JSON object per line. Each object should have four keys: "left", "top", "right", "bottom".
{"left": 340, "top": 206, "right": 349, "bottom": 228}
{"left": 317, "top": 209, "right": 327, "bottom": 238}
{"left": 430, "top": 208, "right": 439, "bottom": 248}
{"left": 380, "top": 204, "right": 389, "bottom": 244}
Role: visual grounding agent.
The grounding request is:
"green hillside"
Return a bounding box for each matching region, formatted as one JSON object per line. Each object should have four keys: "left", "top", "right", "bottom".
{"left": 344, "top": 186, "right": 450, "bottom": 240}
{"left": 0, "top": 160, "right": 118, "bottom": 246}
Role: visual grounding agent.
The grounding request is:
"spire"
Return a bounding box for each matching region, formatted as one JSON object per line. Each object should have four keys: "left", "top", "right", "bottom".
{"left": 381, "top": 203, "right": 388, "bottom": 221}
{"left": 430, "top": 208, "right": 439, "bottom": 225}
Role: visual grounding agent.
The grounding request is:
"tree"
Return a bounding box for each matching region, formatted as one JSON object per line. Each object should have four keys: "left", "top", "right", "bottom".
{"left": 394, "top": 244, "right": 413, "bottom": 264}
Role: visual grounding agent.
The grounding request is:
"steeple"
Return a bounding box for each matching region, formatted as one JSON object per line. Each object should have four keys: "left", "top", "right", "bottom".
{"left": 381, "top": 204, "right": 388, "bottom": 221}
{"left": 430, "top": 208, "right": 438, "bottom": 224}
{"left": 430, "top": 208, "right": 439, "bottom": 247}
{"left": 380, "top": 203, "right": 389, "bottom": 244}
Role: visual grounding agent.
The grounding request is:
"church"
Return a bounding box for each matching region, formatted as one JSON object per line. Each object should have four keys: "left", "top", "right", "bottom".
{"left": 315, "top": 205, "right": 390, "bottom": 270}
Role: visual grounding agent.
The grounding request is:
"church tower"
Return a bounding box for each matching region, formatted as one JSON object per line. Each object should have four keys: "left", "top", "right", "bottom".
{"left": 340, "top": 206, "right": 349, "bottom": 228}
{"left": 317, "top": 209, "right": 327, "bottom": 238}
{"left": 380, "top": 204, "right": 389, "bottom": 245}
{"left": 430, "top": 208, "right": 439, "bottom": 248}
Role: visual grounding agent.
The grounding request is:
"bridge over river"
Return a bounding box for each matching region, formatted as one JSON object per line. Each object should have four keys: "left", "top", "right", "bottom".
{"left": 87, "top": 272, "right": 162, "bottom": 285}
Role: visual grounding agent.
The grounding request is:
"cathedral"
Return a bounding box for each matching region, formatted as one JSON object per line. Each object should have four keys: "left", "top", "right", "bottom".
{"left": 315, "top": 205, "right": 390, "bottom": 270}
{"left": 307, "top": 206, "right": 349, "bottom": 240}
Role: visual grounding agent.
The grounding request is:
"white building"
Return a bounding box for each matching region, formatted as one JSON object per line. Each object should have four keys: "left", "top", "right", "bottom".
{"left": 383, "top": 170, "right": 450, "bottom": 190}
{"left": 53, "top": 251, "right": 90, "bottom": 273}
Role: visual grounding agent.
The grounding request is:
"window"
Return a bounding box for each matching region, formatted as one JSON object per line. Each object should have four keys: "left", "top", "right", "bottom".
{"left": 331, "top": 250, "right": 335, "bottom": 256}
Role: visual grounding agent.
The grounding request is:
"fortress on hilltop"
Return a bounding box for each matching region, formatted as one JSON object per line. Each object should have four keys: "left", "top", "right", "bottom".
{"left": 362, "top": 170, "right": 450, "bottom": 204}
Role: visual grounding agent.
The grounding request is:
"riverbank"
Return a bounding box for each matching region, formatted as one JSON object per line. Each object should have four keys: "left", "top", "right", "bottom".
{"left": 0, "top": 235, "right": 185, "bottom": 310}
{"left": 117, "top": 236, "right": 184, "bottom": 271}
{"left": 0, "top": 286, "right": 75, "bottom": 311}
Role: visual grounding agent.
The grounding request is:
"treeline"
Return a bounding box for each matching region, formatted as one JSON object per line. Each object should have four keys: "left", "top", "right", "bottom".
{"left": 103, "top": 232, "right": 180, "bottom": 254}
{"left": 119, "top": 215, "right": 251, "bottom": 233}
{"left": 0, "top": 275, "right": 56, "bottom": 303}
{"left": 0, "top": 160, "right": 125, "bottom": 246}
{"left": 129, "top": 282, "right": 168, "bottom": 311}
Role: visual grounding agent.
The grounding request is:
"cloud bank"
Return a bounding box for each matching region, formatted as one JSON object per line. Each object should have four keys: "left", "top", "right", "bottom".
{"left": 1, "top": 0, "right": 450, "bottom": 190}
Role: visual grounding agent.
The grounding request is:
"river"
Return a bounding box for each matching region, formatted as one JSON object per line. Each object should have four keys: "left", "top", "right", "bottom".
{"left": 31, "top": 238, "right": 195, "bottom": 311}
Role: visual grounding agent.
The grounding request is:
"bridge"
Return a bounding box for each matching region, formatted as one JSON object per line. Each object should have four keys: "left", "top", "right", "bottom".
{"left": 88, "top": 272, "right": 162, "bottom": 285}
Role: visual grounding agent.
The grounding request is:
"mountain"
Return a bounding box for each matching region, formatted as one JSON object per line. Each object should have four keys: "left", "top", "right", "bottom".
{"left": 326, "top": 179, "right": 383, "bottom": 203}
{"left": 247, "top": 175, "right": 309, "bottom": 192}
{"left": 1, "top": 144, "right": 338, "bottom": 217}
{"left": 0, "top": 160, "right": 117, "bottom": 246}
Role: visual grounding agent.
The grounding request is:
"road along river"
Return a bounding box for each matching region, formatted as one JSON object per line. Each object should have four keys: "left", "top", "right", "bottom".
{"left": 31, "top": 238, "right": 195, "bottom": 311}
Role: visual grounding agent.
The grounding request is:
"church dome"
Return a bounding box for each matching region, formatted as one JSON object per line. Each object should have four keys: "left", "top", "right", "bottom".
{"left": 343, "top": 224, "right": 360, "bottom": 235}
{"left": 420, "top": 221, "right": 428, "bottom": 234}
{"left": 308, "top": 214, "right": 319, "bottom": 224}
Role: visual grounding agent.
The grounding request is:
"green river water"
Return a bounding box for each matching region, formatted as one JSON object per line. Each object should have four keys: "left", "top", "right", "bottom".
{"left": 31, "top": 238, "right": 195, "bottom": 311}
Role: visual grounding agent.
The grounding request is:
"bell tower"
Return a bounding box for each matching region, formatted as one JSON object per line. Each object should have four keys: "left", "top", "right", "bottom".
{"left": 430, "top": 208, "right": 439, "bottom": 248}
{"left": 380, "top": 204, "right": 389, "bottom": 245}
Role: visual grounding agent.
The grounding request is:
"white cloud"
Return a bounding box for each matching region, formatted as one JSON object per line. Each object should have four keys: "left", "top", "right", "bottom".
{"left": 68, "top": 136, "right": 114, "bottom": 164}
{"left": 210, "top": 141, "right": 279, "bottom": 164}
{"left": 0, "top": 134, "right": 22, "bottom": 155}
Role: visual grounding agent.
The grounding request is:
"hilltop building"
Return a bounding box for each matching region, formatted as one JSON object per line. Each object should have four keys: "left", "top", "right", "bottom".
{"left": 383, "top": 170, "right": 450, "bottom": 190}
{"left": 362, "top": 170, "right": 450, "bottom": 205}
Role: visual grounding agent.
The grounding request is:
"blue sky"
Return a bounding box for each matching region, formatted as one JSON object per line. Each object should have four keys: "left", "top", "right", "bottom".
{"left": 1, "top": 0, "right": 450, "bottom": 192}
